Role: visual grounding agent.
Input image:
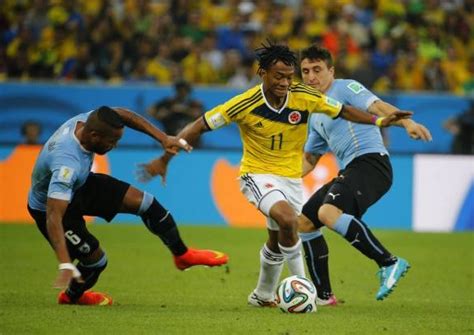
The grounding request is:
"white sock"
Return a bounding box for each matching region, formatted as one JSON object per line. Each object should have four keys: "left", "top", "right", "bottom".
{"left": 279, "top": 239, "right": 306, "bottom": 277}
{"left": 254, "top": 244, "right": 284, "bottom": 300}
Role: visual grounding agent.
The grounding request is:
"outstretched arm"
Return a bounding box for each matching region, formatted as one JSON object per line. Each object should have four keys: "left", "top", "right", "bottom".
{"left": 340, "top": 105, "right": 412, "bottom": 128}
{"left": 176, "top": 116, "right": 210, "bottom": 147}
{"left": 367, "top": 100, "right": 432, "bottom": 141}
{"left": 137, "top": 116, "right": 210, "bottom": 184}
{"left": 112, "top": 107, "right": 192, "bottom": 153}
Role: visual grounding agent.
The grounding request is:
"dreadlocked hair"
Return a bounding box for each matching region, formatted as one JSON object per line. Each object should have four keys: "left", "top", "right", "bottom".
{"left": 255, "top": 40, "right": 298, "bottom": 71}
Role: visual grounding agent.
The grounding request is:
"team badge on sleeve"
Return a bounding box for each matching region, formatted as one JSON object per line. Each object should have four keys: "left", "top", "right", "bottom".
{"left": 288, "top": 111, "right": 302, "bottom": 124}
{"left": 325, "top": 96, "right": 341, "bottom": 108}
{"left": 348, "top": 82, "right": 365, "bottom": 94}
{"left": 208, "top": 112, "right": 226, "bottom": 129}
{"left": 58, "top": 166, "right": 75, "bottom": 183}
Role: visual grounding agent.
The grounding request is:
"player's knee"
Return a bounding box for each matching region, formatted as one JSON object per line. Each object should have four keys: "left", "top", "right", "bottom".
{"left": 298, "top": 214, "right": 316, "bottom": 233}
{"left": 275, "top": 211, "right": 298, "bottom": 235}
{"left": 318, "top": 204, "right": 342, "bottom": 228}
{"left": 79, "top": 246, "right": 104, "bottom": 264}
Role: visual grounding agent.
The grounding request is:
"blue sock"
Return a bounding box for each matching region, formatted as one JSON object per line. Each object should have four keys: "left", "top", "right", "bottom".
{"left": 299, "top": 230, "right": 322, "bottom": 242}
{"left": 332, "top": 213, "right": 353, "bottom": 236}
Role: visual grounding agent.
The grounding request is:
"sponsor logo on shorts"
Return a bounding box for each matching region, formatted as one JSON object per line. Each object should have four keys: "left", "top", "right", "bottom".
{"left": 264, "top": 183, "right": 274, "bottom": 189}
{"left": 328, "top": 192, "right": 340, "bottom": 200}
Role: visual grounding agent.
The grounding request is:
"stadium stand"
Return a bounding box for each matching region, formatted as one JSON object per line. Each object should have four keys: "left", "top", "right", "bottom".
{"left": 0, "top": 0, "right": 472, "bottom": 150}
{"left": 1, "top": 0, "right": 471, "bottom": 92}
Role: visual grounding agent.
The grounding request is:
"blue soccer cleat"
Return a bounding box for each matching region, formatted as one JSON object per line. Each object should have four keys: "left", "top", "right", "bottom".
{"left": 376, "top": 257, "right": 410, "bottom": 300}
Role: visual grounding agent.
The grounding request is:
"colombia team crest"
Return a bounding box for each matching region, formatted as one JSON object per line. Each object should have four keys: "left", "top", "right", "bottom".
{"left": 288, "top": 111, "right": 302, "bottom": 124}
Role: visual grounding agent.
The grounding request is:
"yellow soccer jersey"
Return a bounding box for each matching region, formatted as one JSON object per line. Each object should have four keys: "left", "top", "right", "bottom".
{"left": 204, "top": 83, "right": 342, "bottom": 178}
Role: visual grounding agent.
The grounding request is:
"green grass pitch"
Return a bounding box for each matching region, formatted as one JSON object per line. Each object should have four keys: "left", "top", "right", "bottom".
{"left": 0, "top": 223, "right": 472, "bottom": 335}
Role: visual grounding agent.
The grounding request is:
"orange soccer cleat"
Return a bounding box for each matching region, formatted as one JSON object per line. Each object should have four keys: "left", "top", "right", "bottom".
{"left": 173, "top": 248, "right": 229, "bottom": 270}
{"left": 58, "top": 290, "right": 113, "bottom": 306}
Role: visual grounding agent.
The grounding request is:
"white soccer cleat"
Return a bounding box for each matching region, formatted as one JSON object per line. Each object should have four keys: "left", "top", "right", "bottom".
{"left": 247, "top": 291, "right": 277, "bottom": 307}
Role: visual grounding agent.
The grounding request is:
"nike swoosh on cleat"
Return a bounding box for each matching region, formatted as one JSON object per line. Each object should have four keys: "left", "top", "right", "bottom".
{"left": 386, "top": 262, "right": 400, "bottom": 288}
{"left": 99, "top": 297, "right": 111, "bottom": 306}
{"left": 213, "top": 251, "right": 226, "bottom": 259}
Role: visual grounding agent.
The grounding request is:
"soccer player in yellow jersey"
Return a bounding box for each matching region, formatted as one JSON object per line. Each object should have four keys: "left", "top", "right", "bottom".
{"left": 138, "top": 41, "right": 411, "bottom": 307}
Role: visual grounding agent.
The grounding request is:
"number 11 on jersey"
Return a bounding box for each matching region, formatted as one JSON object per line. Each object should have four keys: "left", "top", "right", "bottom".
{"left": 270, "top": 133, "right": 283, "bottom": 150}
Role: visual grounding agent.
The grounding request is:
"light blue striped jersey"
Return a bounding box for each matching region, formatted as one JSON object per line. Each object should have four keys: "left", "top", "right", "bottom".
{"left": 304, "top": 79, "right": 388, "bottom": 168}
{"left": 28, "top": 112, "right": 94, "bottom": 211}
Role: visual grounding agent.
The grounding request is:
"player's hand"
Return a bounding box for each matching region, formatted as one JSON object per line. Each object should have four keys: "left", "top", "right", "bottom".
{"left": 54, "top": 265, "right": 83, "bottom": 289}
{"left": 162, "top": 136, "right": 192, "bottom": 155}
{"left": 380, "top": 110, "right": 413, "bottom": 127}
{"left": 405, "top": 121, "right": 432, "bottom": 141}
{"left": 136, "top": 157, "right": 168, "bottom": 185}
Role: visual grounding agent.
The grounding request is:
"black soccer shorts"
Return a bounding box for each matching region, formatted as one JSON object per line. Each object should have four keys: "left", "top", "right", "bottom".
{"left": 28, "top": 173, "right": 130, "bottom": 260}
{"left": 302, "top": 153, "right": 393, "bottom": 229}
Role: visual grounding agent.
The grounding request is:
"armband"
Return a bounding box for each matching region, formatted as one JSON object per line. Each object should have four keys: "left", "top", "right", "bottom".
{"left": 375, "top": 117, "right": 386, "bottom": 127}
{"left": 371, "top": 115, "right": 386, "bottom": 127}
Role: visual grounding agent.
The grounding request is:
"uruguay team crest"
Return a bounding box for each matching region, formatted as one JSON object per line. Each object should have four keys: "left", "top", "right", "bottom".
{"left": 288, "top": 111, "right": 301, "bottom": 124}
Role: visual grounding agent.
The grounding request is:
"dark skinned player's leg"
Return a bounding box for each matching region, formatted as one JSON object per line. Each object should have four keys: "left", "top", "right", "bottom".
{"left": 250, "top": 200, "right": 305, "bottom": 306}
{"left": 65, "top": 247, "right": 109, "bottom": 303}
{"left": 123, "top": 186, "right": 228, "bottom": 270}
{"left": 29, "top": 193, "right": 112, "bottom": 305}
{"left": 54, "top": 213, "right": 111, "bottom": 305}
{"left": 64, "top": 183, "right": 184, "bottom": 304}
{"left": 269, "top": 200, "right": 305, "bottom": 276}
{"left": 121, "top": 186, "right": 187, "bottom": 256}
{"left": 250, "top": 228, "right": 283, "bottom": 306}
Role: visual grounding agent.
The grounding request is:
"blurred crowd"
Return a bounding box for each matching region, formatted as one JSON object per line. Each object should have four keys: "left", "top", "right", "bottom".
{"left": 1, "top": 0, "right": 473, "bottom": 94}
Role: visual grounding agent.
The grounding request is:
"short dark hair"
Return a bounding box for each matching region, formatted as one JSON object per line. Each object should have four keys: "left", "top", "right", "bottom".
{"left": 300, "top": 44, "right": 334, "bottom": 68}
{"left": 95, "top": 106, "right": 124, "bottom": 129}
{"left": 255, "top": 40, "right": 298, "bottom": 70}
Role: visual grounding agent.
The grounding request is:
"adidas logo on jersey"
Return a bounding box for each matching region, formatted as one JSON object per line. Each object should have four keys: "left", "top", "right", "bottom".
{"left": 254, "top": 122, "right": 264, "bottom": 128}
